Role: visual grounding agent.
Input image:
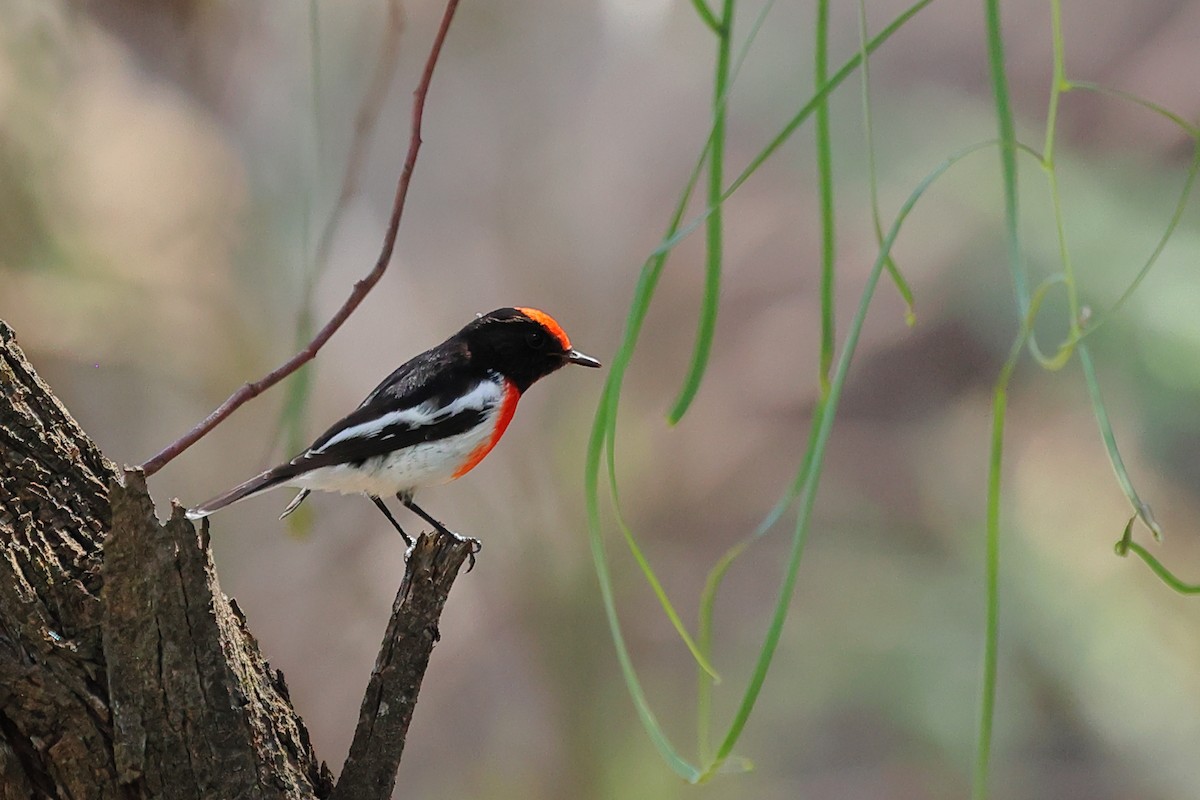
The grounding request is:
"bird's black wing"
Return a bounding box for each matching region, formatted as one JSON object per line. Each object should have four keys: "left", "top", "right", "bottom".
{"left": 291, "top": 338, "right": 487, "bottom": 470}
{"left": 356, "top": 337, "right": 473, "bottom": 409}
{"left": 290, "top": 379, "right": 493, "bottom": 472}
{"left": 187, "top": 338, "right": 490, "bottom": 517}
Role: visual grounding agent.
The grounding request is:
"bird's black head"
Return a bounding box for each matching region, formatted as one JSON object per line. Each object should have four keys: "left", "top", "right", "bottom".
{"left": 460, "top": 307, "right": 601, "bottom": 392}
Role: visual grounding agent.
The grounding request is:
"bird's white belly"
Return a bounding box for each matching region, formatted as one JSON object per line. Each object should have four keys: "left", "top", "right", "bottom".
{"left": 287, "top": 416, "right": 495, "bottom": 497}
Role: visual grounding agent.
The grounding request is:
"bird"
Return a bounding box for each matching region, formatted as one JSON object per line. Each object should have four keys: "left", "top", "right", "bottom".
{"left": 186, "top": 307, "right": 601, "bottom": 564}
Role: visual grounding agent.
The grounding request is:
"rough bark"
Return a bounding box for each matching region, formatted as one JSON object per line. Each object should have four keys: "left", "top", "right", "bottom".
{"left": 0, "top": 319, "right": 471, "bottom": 799}
{"left": 332, "top": 534, "right": 471, "bottom": 800}
{"left": 0, "top": 319, "right": 126, "bottom": 799}
{"left": 101, "top": 475, "right": 333, "bottom": 799}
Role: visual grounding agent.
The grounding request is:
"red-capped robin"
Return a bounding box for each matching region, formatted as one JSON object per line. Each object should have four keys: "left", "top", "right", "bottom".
{"left": 187, "top": 307, "right": 600, "bottom": 564}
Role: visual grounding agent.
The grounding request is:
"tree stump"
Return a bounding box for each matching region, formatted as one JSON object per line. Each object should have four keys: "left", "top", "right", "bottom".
{"left": 0, "top": 320, "right": 473, "bottom": 800}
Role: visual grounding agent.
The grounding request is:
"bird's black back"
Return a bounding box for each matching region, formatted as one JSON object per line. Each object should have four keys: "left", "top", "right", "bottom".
{"left": 301, "top": 307, "right": 569, "bottom": 461}
{"left": 186, "top": 307, "right": 586, "bottom": 518}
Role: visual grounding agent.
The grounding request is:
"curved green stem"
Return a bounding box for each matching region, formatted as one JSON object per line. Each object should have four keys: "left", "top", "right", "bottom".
{"left": 669, "top": 0, "right": 734, "bottom": 424}
{"left": 1081, "top": 145, "right": 1200, "bottom": 337}
{"left": 974, "top": 275, "right": 1062, "bottom": 799}
{"left": 650, "top": 0, "right": 938, "bottom": 260}
{"left": 605, "top": 421, "right": 720, "bottom": 679}
{"left": 700, "top": 142, "right": 996, "bottom": 781}
{"left": 1069, "top": 82, "right": 1200, "bottom": 138}
{"left": 1080, "top": 345, "right": 1162, "bottom": 540}
{"left": 815, "top": 0, "right": 836, "bottom": 396}
{"left": 856, "top": 0, "right": 915, "bottom": 323}
{"left": 1116, "top": 520, "right": 1200, "bottom": 594}
{"left": 974, "top": 362, "right": 1009, "bottom": 800}
{"left": 984, "top": 0, "right": 1028, "bottom": 317}
{"left": 689, "top": 0, "right": 722, "bottom": 34}
{"left": 586, "top": 0, "right": 941, "bottom": 778}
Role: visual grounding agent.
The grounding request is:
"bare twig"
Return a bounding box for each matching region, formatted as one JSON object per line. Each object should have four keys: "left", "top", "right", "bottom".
{"left": 331, "top": 531, "right": 474, "bottom": 800}
{"left": 140, "top": 0, "right": 461, "bottom": 477}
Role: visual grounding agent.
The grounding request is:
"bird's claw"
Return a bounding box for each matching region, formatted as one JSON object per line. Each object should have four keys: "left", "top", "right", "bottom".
{"left": 448, "top": 532, "right": 482, "bottom": 572}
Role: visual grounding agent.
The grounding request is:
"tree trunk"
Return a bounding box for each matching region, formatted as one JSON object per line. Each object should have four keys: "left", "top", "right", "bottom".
{"left": 0, "top": 320, "right": 472, "bottom": 800}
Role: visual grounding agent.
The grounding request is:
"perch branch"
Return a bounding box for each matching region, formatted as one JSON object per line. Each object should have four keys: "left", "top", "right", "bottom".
{"left": 331, "top": 531, "right": 474, "bottom": 800}
{"left": 140, "top": 0, "right": 462, "bottom": 477}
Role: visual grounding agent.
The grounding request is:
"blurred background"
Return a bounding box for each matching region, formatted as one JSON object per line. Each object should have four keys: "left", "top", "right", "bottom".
{"left": 3, "top": 0, "right": 1200, "bottom": 797}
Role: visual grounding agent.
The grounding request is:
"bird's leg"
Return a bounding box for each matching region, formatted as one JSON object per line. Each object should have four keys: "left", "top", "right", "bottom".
{"left": 370, "top": 495, "right": 413, "bottom": 547}
{"left": 399, "top": 497, "right": 453, "bottom": 536}
{"left": 400, "top": 496, "right": 482, "bottom": 572}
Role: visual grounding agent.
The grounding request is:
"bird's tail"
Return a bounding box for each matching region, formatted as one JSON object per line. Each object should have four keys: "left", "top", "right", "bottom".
{"left": 185, "top": 463, "right": 303, "bottom": 520}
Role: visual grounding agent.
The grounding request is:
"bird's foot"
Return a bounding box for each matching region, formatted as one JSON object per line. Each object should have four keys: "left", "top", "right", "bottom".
{"left": 398, "top": 498, "right": 480, "bottom": 570}
{"left": 441, "top": 530, "right": 482, "bottom": 572}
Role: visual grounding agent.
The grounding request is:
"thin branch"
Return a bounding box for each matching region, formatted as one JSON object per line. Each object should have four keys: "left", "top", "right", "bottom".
{"left": 331, "top": 531, "right": 474, "bottom": 800}
{"left": 140, "top": 0, "right": 461, "bottom": 477}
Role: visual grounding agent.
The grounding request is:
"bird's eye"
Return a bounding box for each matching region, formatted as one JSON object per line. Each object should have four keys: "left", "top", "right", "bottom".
{"left": 526, "top": 330, "right": 546, "bottom": 348}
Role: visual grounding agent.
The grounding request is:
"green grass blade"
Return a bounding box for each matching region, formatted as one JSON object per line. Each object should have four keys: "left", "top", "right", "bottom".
{"left": 696, "top": 539, "right": 745, "bottom": 762}
{"left": 283, "top": 309, "right": 316, "bottom": 453}
{"left": 727, "top": 0, "right": 937, "bottom": 203}
{"left": 973, "top": 329, "right": 1031, "bottom": 799}
{"left": 606, "top": 435, "right": 721, "bottom": 679}
{"left": 971, "top": 6, "right": 1027, "bottom": 790}
{"left": 695, "top": 410, "right": 825, "bottom": 760}
{"left": 973, "top": 375, "right": 1007, "bottom": 800}
{"left": 1078, "top": 343, "right": 1162, "bottom": 540}
{"left": 1041, "top": 0, "right": 1066, "bottom": 164}
{"left": 856, "top": 0, "right": 915, "bottom": 323}
{"left": 1069, "top": 82, "right": 1200, "bottom": 138}
{"left": 973, "top": 276, "right": 1060, "bottom": 798}
{"left": 586, "top": 0, "right": 939, "bottom": 776}
{"left": 1083, "top": 145, "right": 1200, "bottom": 335}
{"left": 585, "top": 397, "right": 702, "bottom": 781}
{"left": 701, "top": 141, "right": 996, "bottom": 779}
{"left": 1024, "top": 0, "right": 1082, "bottom": 373}
{"left": 587, "top": 0, "right": 778, "bottom": 692}
{"left": 581, "top": 122, "right": 711, "bottom": 776}
{"left": 668, "top": 0, "right": 734, "bottom": 424}
{"left": 689, "top": 0, "right": 723, "bottom": 34}
{"left": 649, "top": 0, "right": 938, "bottom": 262}
{"left": 696, "top": 408, "right": 823, "bottom": 759}
{"left": 815, "top": 0, "right": 836, "bottom": 396}
{"left": 660, "top": 0, "right": 773, "bottom": 426}
{"left": 984, "top": 0, "right": 1028, "bottom": 314}
{"left": 280, "top": 353, "right": 316, "bottom": 536}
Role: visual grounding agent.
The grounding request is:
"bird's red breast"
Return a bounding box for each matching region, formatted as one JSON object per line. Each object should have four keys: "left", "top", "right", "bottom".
{"left": 452, "top": 379, "right": 521, "bottom": 479}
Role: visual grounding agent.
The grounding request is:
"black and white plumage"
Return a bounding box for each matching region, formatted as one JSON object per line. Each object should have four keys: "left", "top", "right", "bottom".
{"left": 186, "top": 307, "right": 600, "bottom": 546}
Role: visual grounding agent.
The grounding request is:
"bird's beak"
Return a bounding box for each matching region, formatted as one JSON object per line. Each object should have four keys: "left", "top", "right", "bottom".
{"left": 565, "top": 349, "right": 602, "bottom": 368}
